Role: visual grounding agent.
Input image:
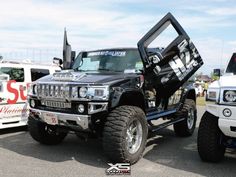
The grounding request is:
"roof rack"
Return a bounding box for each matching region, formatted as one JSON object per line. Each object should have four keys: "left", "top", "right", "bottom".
{"left": 0, "top": 59, "right": 57, "bottom": 66}
{"left": 0, "top": 59, "right": 20, "bottom": 64}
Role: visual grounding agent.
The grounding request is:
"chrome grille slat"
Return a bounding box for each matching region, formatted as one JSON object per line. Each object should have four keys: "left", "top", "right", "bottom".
{"left": 37, "top": 84, "right": 73, "bottom": 100}
{"left": 49, "top": 85, "right": 53, "bottom": 97}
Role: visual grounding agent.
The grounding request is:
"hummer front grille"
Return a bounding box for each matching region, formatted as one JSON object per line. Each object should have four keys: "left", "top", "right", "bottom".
{"left": 37, "top": 84, "right": 78, "bottom": 99}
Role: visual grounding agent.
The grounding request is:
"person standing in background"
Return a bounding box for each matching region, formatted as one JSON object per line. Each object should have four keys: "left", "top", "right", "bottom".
{"left": 198, "top": 84, "right": 203, "bottom": 97}
{"left": 203, "top": 82, "right": 209, "bottom": 97}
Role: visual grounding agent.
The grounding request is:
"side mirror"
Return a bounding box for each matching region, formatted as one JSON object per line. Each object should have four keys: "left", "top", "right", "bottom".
{"left": 213, "top": 68, "right": 221, "bottom": 77}
{"left": 53, "top": 57, "right": 63, "bottom": 66}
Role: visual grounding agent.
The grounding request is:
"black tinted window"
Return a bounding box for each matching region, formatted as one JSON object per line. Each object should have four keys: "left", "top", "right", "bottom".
{"left": 226, "top": 54, "right": 236, "bottom": 74}
{"left": 31, "top": 69, "right": 49, "bottom": 81}
{"left": 0, "top": 67, "right": 24, "bottom": 82}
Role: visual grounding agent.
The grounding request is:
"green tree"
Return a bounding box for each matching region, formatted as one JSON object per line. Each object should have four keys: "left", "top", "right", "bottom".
{"left": 210, "top": 72, "right": 219, "bottom": 81}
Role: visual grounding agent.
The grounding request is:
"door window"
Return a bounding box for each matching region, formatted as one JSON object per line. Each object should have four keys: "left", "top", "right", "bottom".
{"left": 138, "top": 13, "right": 203, "bottom": 97}
{"left": 31, "top": 68, "right": 49, "bottom": 81}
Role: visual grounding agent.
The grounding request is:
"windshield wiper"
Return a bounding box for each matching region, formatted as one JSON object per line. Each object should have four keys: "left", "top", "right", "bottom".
{"left": 98, "top": 68, "right": 112, "bottom": 71}
{"left": 75, "top": 69, "right": 95, "bottom": 72}
{"left": 98, "top": 68, "right": 123, "bottom": 72}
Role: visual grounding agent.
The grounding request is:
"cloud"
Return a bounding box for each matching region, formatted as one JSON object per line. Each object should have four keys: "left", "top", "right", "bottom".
{"left": 228, "top": 41, "right": 236, "bottom": 46}
{"left": 0, "top": 0, "right": 235, "bottom": 74}
{"left": 0, "top": 0, "right": 161, "bottom": 54}
{"left": 195, "top": 38, "right": 234, "bottom": 73}
{"left": 207, "top": 7, "right": 236, "bottom": 16}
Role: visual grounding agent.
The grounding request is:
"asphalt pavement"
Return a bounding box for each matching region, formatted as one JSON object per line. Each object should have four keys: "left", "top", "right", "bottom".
{"left": 0, "top": 106, "right": 235, "bottom": 177}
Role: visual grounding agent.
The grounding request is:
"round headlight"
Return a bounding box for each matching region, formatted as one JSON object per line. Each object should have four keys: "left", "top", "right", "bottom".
{"left": 79, "top": 87, "right": 87, "bottom": 98}
{"left": 225, "top": 91, "right": 236, "bottom": 102}
{"left": 78, "top": 104, "right": 85, "bottom": 113}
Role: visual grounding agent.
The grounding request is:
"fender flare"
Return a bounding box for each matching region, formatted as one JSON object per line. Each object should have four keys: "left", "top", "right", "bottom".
{"left": 110, "top": 88, "right": 146, "bottom": 112}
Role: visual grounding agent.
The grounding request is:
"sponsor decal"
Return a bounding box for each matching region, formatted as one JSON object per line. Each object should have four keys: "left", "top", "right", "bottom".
{"left": 0, "top": 80, "right": 30, "bottom": 118}
{"left": 88, "top": 51, "right": 126, "bottom": 57}
{"left": 168, "top": 40, "right": 200, "bottom": 81}
{"left": 53, "top": 72, "right": 86, "bottom": 81}
{"left": 169, "top": 57, "right": 199, "bottom": 81}
{"left": 0, "top": 105, "right": 29, "bottom": 118}
{"left": 5, "top": 80, "right": 30, "bottom": 104}
{"left": 106, "top": 163, "right": 131, "bottom": 175}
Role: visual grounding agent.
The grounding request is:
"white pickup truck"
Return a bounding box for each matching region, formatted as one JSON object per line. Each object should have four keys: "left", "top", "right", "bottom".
{"left": 198, "top": 53, "right": 236, "bottom": 162}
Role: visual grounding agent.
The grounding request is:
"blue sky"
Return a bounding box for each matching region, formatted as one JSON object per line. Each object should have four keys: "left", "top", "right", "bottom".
{"left": 0, "top": 0, "right": 236, "bottom": 74}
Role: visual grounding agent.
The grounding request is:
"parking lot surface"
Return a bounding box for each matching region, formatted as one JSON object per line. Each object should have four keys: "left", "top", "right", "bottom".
{"left": 0, "top": 106, "right": 235, "bottom": 177}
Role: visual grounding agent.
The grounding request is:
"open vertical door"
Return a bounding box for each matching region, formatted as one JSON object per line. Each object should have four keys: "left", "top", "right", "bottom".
{"left": 63, "top": 29, "right": 76, "bottom": 69}
{"left": 138, "top": 12, "right": 203, "bottom": 97}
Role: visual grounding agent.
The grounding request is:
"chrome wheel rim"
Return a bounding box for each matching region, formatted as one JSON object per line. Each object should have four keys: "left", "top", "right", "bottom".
{"left": 126, "top": 119, "right": 143, "bottom": 154}
{"left": 187, "top": 108, "right": 195, "bottom": 129}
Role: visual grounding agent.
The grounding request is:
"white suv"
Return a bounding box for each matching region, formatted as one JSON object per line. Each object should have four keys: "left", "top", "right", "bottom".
{"left": 0, "top": 60, "right": 60, "bottom": 129}
{"left": 198, "top": 53, "right": 236, "bottom": 162}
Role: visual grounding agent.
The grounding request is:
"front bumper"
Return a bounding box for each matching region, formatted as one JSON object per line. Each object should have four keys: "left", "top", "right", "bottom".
{"left": 29, "top": 108, "right": 90, "bottom": 131}
{"left": 206, "top": 103, "right": 236, "bottom": 137}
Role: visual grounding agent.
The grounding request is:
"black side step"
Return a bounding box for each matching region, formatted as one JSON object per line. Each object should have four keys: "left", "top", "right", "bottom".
{"left": 146, "top": 109, "right": 177, "bottom": 121}
{"left": 149, "top": 117, "right": 185, "bottom": 132}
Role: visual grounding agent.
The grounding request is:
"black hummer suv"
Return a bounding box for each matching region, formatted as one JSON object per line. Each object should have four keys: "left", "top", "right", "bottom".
{"left": 27, "top": 13, "right": 203, "bottom": 164}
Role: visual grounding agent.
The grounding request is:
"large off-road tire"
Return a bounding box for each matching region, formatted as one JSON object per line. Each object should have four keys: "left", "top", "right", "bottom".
{"left": 173, "top": 99, "right": 197, "bottom": 137}
{"left": 197, "top": 111, "right": 226, "bottom": 162}
{"left": 28, "top": 117, "right": 68, "bottom": 145}
{"left": 103, "top": 106, "right": 148, "bottom": 164}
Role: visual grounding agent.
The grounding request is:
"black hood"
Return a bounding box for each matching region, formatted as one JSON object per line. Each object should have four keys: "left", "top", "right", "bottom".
{"left": 37, "top": 71, "right": 138, "bottom": 85}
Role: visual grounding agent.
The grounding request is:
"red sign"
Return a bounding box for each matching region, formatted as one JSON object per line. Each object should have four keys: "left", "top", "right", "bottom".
{"left": 6, "top": 80, "right": 30, "bottom": 104}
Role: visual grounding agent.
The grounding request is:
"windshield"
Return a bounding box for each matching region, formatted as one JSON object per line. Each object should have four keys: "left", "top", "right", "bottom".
{"left": 226, "top": 53, "right": 236, "bottom": 74}
{"left": 72, "top": 49, "right": 143, "bottom": 73}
